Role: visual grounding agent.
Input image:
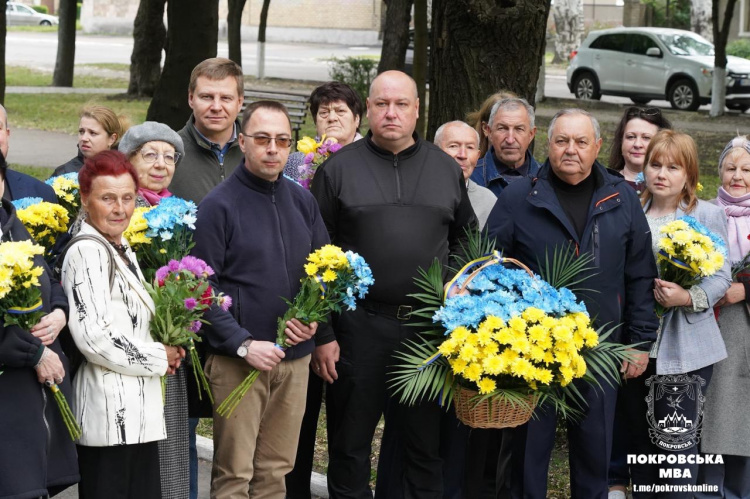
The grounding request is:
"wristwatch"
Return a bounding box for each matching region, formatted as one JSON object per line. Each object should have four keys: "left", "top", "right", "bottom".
{"left": 237, "top": 339, "right": 253, "bottom": 358}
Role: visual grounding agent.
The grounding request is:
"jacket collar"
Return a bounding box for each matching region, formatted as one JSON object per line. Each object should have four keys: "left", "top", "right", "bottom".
{"left": 78, "top": 222, "right": 156, "bottom": 315}
{"left": 233, "top": 159, "right": 286, "bottom": 194}
{"left": 480, "top": 148, "right": 540, "bottom": 185}
{"left": 0, "top": 198, "right": 16, "bottom": 240}
{"left": 364, "top": 130, "right": 422, "bottom": 160}
{"left": 186, "top": 116, "right": 241, "bottom": 152}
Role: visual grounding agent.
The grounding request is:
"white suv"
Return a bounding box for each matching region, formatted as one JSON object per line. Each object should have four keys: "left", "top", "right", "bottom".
{"left": 567, "top": 27, "right": 750, "bottom": 112}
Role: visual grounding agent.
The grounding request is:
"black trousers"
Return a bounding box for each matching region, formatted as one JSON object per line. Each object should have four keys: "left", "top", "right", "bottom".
{"left": 77, "top": 442, "right": 161, "bottom": 499}
{"left": 464, "top": 428, "right": 514, "bottom": 499}
{"left": 326, "top": 307, "right": 444, "bottom": 499}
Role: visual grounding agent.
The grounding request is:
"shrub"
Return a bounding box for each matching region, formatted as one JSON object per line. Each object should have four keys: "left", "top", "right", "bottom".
{"left": 327, "top": 57, "right": 378, "bottom": 105}
{"left": 727, "top": 39, "right": 750, "bottom": 60}
{"left": 31, "top": 5, "right": 49, "bottom": 14}
{"left": 77, "top": 2, "right": 82, "bottom": 20}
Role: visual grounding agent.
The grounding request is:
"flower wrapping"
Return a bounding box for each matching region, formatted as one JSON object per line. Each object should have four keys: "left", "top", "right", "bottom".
{"left": 145, "top": 256, "right": 232, "bottom": 403}
{"left": 11, "top": 198, "right": 70, "bottom": 257}
{"left": 295, "top": 135, "right": 342, "bottom": 190}
{"left": 216, "top": 244, "right": 373, "bottom": 417}
{"left": 45, "top": 173, "right": 80, "bottom": 220}
{"left": 656, "top": 216, "right": 727, "bottom": 316}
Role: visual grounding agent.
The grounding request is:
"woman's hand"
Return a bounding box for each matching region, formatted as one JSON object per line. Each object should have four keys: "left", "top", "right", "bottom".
{"left": 34, "top": 348, "right": 65, "bottom": 385}
{"left": 29, "top": 309, "right": 67, "bottom": 346}
{"left": 654, "top": 279, "right": 691, "bottom": 309}
{"left": 716, "top": 282, "right": 746, "bottom": 307}
{"left": 284, "top": 319, "right": 318, "bottom": 345}
{"left": 163, "top": 345, "right": 186, "bottom": 375}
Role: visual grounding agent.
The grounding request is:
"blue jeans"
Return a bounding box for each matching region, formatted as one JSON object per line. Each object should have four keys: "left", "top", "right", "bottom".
{"left": 189, "top": 417, "right": 199, "bottom": 499}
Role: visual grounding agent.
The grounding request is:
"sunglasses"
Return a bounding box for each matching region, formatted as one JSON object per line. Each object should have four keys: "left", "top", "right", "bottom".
{"left": 627, "top": 107, "right": 661, "bottom": 118}
{"left": 241, "top": 133, "right": 294, "bottom": 149}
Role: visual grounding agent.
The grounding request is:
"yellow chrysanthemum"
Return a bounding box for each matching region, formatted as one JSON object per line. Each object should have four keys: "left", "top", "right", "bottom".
{"left": 464, "top": 363, "right": 483, "bottom": 382}
{"left": 459, "top": 343, "right": 480, "bottom": 363}
{"left": 438, "top": 338, "right": 459, "bottom": 357}
{"left": 534, "top": 368, "right": 554, "bottom": 385}
{"left": 450, "top": 326, "right": 470, "bottom": 343}
{"left": 450, "top": 358, "right": 468, "bottom": 375}
{"left": 483, "top": 315, "right": 505, "bottom": 330}
{"left": 321, "top": 269, "right": 337, "bottom": 283}
{"left": 521, "top": 307, "right": 545, "bottom": 323}
{"left": 477, "top": 377, "right": 497, "bottom": 395}
{"left": 482, "top": 355, "right": 504, "bottom": 375}
{"left": 508, "top": 316, "right": 527, "bottom": 332}
{"left": 304, "top": 263, "right": 319, "bottom": 276}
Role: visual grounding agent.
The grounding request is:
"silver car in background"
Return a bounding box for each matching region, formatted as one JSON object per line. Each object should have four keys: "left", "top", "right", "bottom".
{"left": 6, "top": 2, "right": 58, "bottom": 26}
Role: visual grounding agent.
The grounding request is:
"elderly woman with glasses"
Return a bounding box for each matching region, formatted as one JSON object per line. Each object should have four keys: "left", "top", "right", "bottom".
{"left": 117, "top": 122, "right": 191, "bottom": 499}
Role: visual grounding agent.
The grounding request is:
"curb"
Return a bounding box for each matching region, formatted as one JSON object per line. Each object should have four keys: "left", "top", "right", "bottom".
{"left": 196, "top": 435, "right": 329, "bottom": 498}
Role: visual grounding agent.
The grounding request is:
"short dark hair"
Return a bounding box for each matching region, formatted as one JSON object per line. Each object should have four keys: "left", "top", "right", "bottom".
{"left": 241, "top": 101, "right": 292, "bottom": 132}
{"left": 79, "top": 150, "right": 139, "bottom": 196}
{"left": 609, "top": 106, "right": 672, "bottom": 172}
{"left": 309, "top": 81, "right": 364, "bottom": 128}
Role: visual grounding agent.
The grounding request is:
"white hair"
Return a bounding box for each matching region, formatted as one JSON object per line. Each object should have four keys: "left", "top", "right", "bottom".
{"left": 547, "top": 108, "right": 601, "bottom": 142}
{"left": 434, "top": 121, "right": 480, "bottom": 147}
{"left": 487, "top": 97, "right": 535, "bottom": 129}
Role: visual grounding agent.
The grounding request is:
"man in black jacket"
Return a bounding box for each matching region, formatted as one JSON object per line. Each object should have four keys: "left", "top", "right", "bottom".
{"left": 312, "top": 70, "right": 476, "bottom": 499}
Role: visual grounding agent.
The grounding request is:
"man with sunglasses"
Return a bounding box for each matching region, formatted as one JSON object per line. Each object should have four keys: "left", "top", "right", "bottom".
{"left": 191, "top": 100, "right": 332, "bottom": 499}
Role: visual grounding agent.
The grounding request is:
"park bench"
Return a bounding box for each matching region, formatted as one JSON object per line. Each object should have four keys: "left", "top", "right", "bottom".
{"left": 243, "top": 87, "right": 311, "bottom": 143}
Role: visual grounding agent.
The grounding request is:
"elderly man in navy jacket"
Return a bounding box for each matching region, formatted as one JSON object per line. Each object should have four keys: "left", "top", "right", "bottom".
{"left": 192, "top": 101, "right": 330, "bottom": 499}
{"left": 0, "top": 104, "right": 56, "bottom": 202}
{"left": 486, "top": 109, "right": 659, "bottom": 498}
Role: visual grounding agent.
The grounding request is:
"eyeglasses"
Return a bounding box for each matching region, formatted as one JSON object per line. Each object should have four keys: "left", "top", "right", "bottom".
{"left": 241, "top": 133, "right": 294, "bottom": 149}
{"left": 627, "top": 107, "right": 661, "bottom": 118}
{"left": 140, "top": 149, "right": 181, "bottom": 166}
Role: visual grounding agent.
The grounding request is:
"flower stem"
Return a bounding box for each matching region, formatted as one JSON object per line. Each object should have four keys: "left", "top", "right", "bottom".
{"left": 216, "top": 369, "right": 261, "bottom": 417}
{"left": 49, "top": 384, "right": 81, "bottom": 440}
{"left": 189, "top": 342, "right": 213, "bottom": 404}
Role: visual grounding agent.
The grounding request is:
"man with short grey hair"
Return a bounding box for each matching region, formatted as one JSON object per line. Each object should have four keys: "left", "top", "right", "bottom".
{"left": 435, "top": 120, "right": 496, "bottom": 229}
{"left": 471, "top": 97, "right": 540, "bottom": 198}
{"left": 486, "top": 108, "right": 658, "bottom": 497}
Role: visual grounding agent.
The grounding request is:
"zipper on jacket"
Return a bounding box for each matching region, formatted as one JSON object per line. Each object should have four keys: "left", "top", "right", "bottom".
{"left": 592, "top": 220, "right": 600, "bottom": 267}
{"left": 219, "top": 157, "right": 226, "bottom": 181}
{"left": 271, "top": 182, "right": 276, "bottom": 204}
{"left": 393, "top": 155, "right": 401, "bottom": 202}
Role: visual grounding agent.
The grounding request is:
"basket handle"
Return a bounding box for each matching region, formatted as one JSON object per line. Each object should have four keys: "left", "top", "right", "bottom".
{"left": 445, "top": 253, "right": 535, "bottom": 299}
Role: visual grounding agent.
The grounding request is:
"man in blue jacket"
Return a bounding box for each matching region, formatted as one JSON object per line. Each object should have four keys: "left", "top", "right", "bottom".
{"left": 0, "top": 104, "right": 56, "bottom": 202}
{"left": 486, "top": 109, "right": 659, "bottom": 498}
{"left": 191, "top": 101, "right": 330, "bottom": 499}
{"left": 470, "top": 97, "right": 541, "bottom": 198}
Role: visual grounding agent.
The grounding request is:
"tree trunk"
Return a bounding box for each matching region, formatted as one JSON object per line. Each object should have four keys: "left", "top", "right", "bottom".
{"left": 52, "top": 0, "right": 77, "bottom": 87}
{"left": 692, "top": 0, "right": 713, "bottom": 42}
{"left": 228, "top": 0, "right": 247, "bottom": 66}
{"left": 552, "top": 0, "right": 584, "bottom": 63}
{"left": 147, "top": 0, "right": 218, "bottom": 129}
{"left": 127, "top": 0, "right": 167, "bottom": 97}
{"left": 413, "top": 0, "right": 428, "bottom": 136}
{"left": 427, "top": 0, "right": 551, "bottom": 140}
{"left": 0, "top": 0, "right": 5, "bottom": 106}
{"left": 710, "top": 0, "right": 737, "bottom": 117}
{"left": 256, "top": 0, "right": 271, "bottom": 78}
{"left": 536, "top": 57, "right": 546, "bottom": 103}
{"left": 377, "top": 0, "right": 413, "bottom": 73}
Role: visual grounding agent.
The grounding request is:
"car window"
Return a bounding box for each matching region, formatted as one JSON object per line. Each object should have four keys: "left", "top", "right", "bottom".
{"left": 656, "top": 33, "right": 714, "bottom": 56}
{"left": 628, "top": 34, "right": 658, "bottom": 55}
{"left": 16, "top": 4, "right": 33, "bottom": 14}
{"left": 589, "top": 34, "right": 628, "bottom": 52}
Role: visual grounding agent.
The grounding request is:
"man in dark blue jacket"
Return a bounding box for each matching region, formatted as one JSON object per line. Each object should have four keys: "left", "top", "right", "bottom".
{"left": 486, "top": 109, "right": 659, "bottom": 498}
{"left": 191, "top": 101, "right": 330, "bottom": 498}
{"left": 470, "top": 97, "right": 541, "bottom": 198}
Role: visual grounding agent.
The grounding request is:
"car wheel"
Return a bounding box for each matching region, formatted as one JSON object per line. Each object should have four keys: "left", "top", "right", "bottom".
{"left": 573, "top": 72, "right": 601, "bottom": 100}
{"left": 668, "top": 79, "right": 700, "bottom": 111}
{"left": 631, "top": 98, "right": 651, "bottom": 105}
{"left": 40, "top": 20, "right": 52, "bottom": 26}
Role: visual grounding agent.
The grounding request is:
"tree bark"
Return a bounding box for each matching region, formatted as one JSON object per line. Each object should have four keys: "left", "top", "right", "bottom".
{"left": 377, "top": 0, "right": 413, "bottom": 73}
{"left": 147, "top": 0, "right": 218, "bottom": 129}
{"left": 552, "top": 0, "right": 584, "bottom": 63}
{"left": 228, "top": 0, "right": 248, "bottom": 66}
{"left": 692, "top": 0, "right": 713, "bottom": 42}
{"left": 413, "top": 0, "right": 428, "bottom": 136}
{"left": 0, "top": 0, "right": 6, "bottom": 106}
{"left": 52, "top": 0, "right": 77, "bottom": 87}
{"left": 127, "top": 0, "right": 167, "bottom": 97}
{"left": 710, "top": 0, "right": 737, "bottom": 117}
{"left": 427, "top": 0, "right": 551, "bottom": 140}
{"left": 257, "top": 0, "right": 271, "bottom": 78}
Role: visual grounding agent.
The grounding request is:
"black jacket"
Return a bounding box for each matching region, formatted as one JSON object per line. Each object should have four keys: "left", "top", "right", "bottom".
{"left": 0, "top": 199, "right": 78, "bottom": 499}
{"left": 192, "top": 161, "right": 331, "bottom": 358}
{"left": 49, "top": 149, "right": 84, "bottom": 179}
{"left": 312, "top": 131, "right": 476, "bottom": 306}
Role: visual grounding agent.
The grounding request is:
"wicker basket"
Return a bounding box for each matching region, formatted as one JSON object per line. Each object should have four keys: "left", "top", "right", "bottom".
{"left": 453, "top": 386, "right": 537, "bottom": 429}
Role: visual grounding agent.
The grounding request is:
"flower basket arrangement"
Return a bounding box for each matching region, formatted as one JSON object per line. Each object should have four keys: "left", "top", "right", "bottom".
{"left": 656, "top": 216, "right": 727, "bottom": 316}
{"left": 390, "top": 232, "right": 633, "bottom": 428}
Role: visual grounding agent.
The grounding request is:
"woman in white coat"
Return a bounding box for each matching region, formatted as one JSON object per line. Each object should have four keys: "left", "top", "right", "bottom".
{"left": 61, "top": 150, "right": 183, "bottom": 499}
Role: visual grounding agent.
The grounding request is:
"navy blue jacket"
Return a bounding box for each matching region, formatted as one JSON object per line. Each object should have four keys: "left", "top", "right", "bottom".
{"left": 486, "top": 160, "right": 658, "bottom": 348}
{"left": 5, "top": 168, "right": 56, "bottom": 202}
{"left": 470, "top": 148, "right": 541, "bottom": 198}
{"left": 191, "top": 161, "right": 331, "bottom": 359}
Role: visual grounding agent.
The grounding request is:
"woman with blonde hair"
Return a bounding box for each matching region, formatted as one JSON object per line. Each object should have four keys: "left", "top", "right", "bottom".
{"left": 51, "top": 105, "right": 130, "bottom": 178}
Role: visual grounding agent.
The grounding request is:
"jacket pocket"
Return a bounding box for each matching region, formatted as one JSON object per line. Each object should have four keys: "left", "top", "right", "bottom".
{"left": 231, "top": 287, "right": 243, "bottom": 326}
{"left": 684, "top": 308, "right": 712, "bottom": 324}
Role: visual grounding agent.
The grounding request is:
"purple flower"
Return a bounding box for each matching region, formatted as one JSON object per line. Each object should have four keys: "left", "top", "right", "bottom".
{"left": 155, "top": 266, "right": 169, "bottom": 284}
{"left": 304, "top": 152, "right": 315, "bottom": 164}
{"left": 179, "top": 255, "right": 208, "bottom": 277}
{"left": 184, "top": 297, "right": 198, "bottom": 310}
{"left": 168, "top": 259, "right": 180, "bottom": 272}
{"left": 328, "top": 142, "right": 342, "bottom": 154}
{"left": 220, "top": 295, "right": 232, "bottom": 312}
{"left": 189, "top": 320, "right": 202, "bottom": 332}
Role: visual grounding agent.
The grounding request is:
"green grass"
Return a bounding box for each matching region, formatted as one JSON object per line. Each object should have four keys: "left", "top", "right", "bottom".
{"left": 7, "top": 25, "right": 58, "bottom": 33}
{"left": 5, "top": 93, "right": 149, "bottom": 134}
{"left": 12, "top": 164, "right": 53, "bottom": 180}
{"left": 80, "top": 63, "right": 130, "bottom": 72}
{"left": 7, "top": 65, "right": 128, "bottom": 89}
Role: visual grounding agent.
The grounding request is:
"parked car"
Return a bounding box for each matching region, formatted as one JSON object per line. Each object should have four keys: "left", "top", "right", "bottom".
{"left": 567, "top": 27, "right": 750, "bottom": 112}
{"left": 6, "top": 2, "right": 58, "bottom": 26}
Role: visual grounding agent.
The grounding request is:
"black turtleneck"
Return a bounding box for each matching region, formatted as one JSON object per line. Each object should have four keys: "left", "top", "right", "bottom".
{"left": 548, "top": 168, "right": 596, "bottom": 239}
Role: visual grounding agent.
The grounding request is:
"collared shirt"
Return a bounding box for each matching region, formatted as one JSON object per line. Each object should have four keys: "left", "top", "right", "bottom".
{"left": 493, "top": 152, "right": 529, "bottom": 184}
{"left": 193, "top": 122, "right": 239, "bottom": 165}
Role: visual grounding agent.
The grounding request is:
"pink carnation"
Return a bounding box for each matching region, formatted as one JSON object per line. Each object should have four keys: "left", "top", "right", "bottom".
{"left": 220, "top": 295, "right": 232, "bottom": 312}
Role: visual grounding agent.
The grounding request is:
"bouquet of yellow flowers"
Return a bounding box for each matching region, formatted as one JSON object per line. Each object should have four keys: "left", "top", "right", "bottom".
{"left": 391, "top": 237, "right": 631, "bottom": 428}
{"left": 0, "top": 240, "right": 81, "bottom": 440}
{"left": 294, "top": 135, "right": 342, "bottom": 189}
{"left": 11, "top": 197, "right": 69, "bottom": 257}
{"left": 45, "top": 173, "right": 80, "bottom": 220}
{"left": 216, "top": 244, "right": 373, "bottom": 417}
{"left": 656, "top": 216, "right": 727, "bottom": 316}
